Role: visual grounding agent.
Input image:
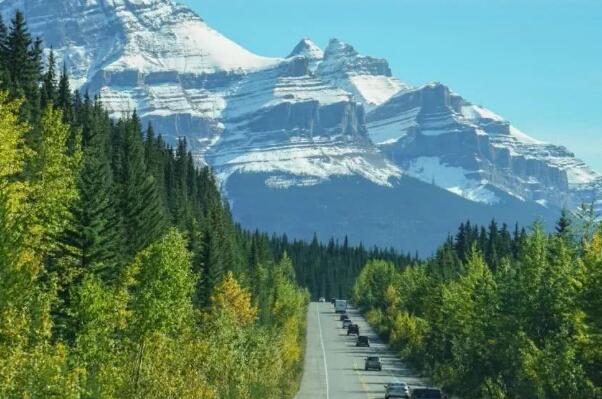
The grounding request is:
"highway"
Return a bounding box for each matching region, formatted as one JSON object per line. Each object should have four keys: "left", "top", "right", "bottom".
{"left": 295, "top": 302, "right": 433, "bottom": 399}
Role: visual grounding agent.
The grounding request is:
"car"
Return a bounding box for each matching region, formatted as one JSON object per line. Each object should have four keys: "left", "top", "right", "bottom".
{"left": 330, "top": 297, "right": 336, "bottom": 305}
{"left": 339, "top": 313, "right": 349, "bottom": 321}
{"left": 342, "top": 319, "right": 352, "bottom": 329}
{"left": 384, "top": 382, "right": 410, "bottom": 399}
{"left": 410, "top": 388, "right": 446, "bottom": 399}
{"left": 318, "top": 297, "right": 325, "bottom": 302}
{"left": 347, "top": 324, "right": 360, "bottom": 336}
{"left": 356, "top": 335, "right": 369, "bottom": 346}
{"left": 364, "top": 356, "right": 382, "bottom": 371}
{"left": 335, "top": 299, "right": 347, "bottom": 313}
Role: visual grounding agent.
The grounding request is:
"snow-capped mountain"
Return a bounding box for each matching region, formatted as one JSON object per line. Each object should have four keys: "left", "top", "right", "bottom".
{"left": 288, "top": 38, "right": 324, "bottom": 62}
{"left": 315, "top": 39, "right": 410, "bottom": 110}
{"left": 3, "top": 0, "right": 599, "bottom": 253}
{"left": 367, "top": 82, "right": 602, "bottom": 211}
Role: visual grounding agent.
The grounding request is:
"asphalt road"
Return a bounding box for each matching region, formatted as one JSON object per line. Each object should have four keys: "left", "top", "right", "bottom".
{"left": 295, "top": 302, "right": 433, "bottom": 399}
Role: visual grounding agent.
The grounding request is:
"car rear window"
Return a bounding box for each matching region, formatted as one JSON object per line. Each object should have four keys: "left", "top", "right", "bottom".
{"left": 413, "top": 389, "right": 441, "bottom": 399}
{"left": 367, "top": 356, "right": 379, "bottom": 361}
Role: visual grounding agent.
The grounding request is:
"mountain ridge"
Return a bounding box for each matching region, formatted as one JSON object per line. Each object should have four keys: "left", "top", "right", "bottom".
{"left": 2, "top": 0, "right": 599, "bottom": 252}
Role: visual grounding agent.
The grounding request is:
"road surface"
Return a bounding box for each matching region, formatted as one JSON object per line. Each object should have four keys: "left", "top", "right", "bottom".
{"left": 295, "top": 302, "right": 432, "bottom": 399}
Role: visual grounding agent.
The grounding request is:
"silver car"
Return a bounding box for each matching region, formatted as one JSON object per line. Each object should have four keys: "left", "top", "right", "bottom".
{"left": 385, "top": 382, "right": 410, "bottom": 399}
{"left": 364, "top": 356, "right": 382, "bottom": 371}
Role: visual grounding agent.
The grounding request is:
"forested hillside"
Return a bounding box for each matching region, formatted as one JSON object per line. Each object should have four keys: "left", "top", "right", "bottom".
{"left": 0, "top": 12, "right": 309, "bottom": 398}
{"left": 353, "top": 213, "right": 602, "bottom": 398}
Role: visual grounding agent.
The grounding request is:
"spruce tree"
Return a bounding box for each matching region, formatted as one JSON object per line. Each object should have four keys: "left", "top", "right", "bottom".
{"left": 5, "top": 11, "right": 32, "bottom": 87}
{"left": 56, "top": 63, "right": 72, "bottom": 120}
{"left": 0, "top": 16, "right": 8, "bottom": 86}
{"left": 5, "top": 11, "right": 42, "bottom": 115}
{"left": 556, "top": 208, "right": 573, "bottom": 240}
{"left": 63, "top": 102, "right": 124, "bottom": 281}
{"left": 197, "top": 207, "right": 224, "bottom": 306}
{"left": 41, "top": 48, "right": 57, "bottom": 108}
{"left": 115, "top": 113, "right": 166, "bottom": 259}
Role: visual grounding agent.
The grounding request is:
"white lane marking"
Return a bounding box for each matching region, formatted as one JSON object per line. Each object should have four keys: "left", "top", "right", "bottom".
{"left": 316, "top": 303, "right": 330, "bottom": 399}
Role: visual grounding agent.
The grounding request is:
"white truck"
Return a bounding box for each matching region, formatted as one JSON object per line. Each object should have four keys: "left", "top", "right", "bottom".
{"left": 335, "top": 299, "right": 347, "bottom": 313}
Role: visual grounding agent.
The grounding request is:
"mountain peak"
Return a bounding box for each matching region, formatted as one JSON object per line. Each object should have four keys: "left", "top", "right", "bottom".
{"left": 288, "top": 38, "right": 324, "bottom": 60}
{"left": 324, "top": 38, "right": 358, "bottom": 58}
{"left": 1, "top": 0, "right": 280, "bottom": 87}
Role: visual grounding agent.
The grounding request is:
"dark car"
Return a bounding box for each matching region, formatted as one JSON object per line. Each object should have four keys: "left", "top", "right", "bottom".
{"left": 330, "top": 297, "right": 336, "bottom": 305}
{"left": 411, "top": 388, "right": 445, "bottom": 399}
{"left": 364, "top": 356, "right": 382, "bottom": 371}
{"left": 356, "top": 335, "right": 369, "bottom": 347}
{"left": 347, "top": 324, "right": 359, "bottom": 336}
{"left": 340, "top": 313, "right": 349, "bottom": 321}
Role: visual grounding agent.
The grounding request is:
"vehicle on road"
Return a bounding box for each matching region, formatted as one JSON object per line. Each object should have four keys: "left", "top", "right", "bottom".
{"left": 347, "top": 324, "right": 359, "bottom": 335}
{"left": 356, "top": 335, "right": 370, "bottom": 347}
{"left": 410, "top": 388, "right": 445, "bottom": 399}
{"left": 339, "top": 313, "right": 349, "bottom": 321}
{"left": 335, "top": 299, "right": 347, "bottom": 313}
{"left": 364, "top": 356, "right": 382, "bottom": 371}
{"left": 342, "top": 319, "right": 352, "bottom": 329}
{"left": 318, "top": 297, "right": 325, "bottom": 302}
{"left": 384, "top": 382, "right": 410, "bottom": 399}
{"left": 330, "top": 297, "right": 336, "bottom": 304}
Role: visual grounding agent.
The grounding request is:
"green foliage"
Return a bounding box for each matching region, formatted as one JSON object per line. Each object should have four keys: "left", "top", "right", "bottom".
{"left": 113, "top": 114, "right": 167, "bottom": 259}
{"left": 128, "top": 228, "right": 196, "bottom": 338}
{"left": 0, "top": 91, "right": 82, "bottom": 398}
{"left": 353, "top": 219, "right": 602, "bottom": 398}
{"left": 0, "top": 13, "right": 311, "bottom": 397}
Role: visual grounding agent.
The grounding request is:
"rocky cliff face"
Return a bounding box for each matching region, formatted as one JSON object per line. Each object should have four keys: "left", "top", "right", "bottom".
{"left": 3, "top": 0, "right": 600, "bottom": 253}
{"left": 367, "top": 83, "right": 601, "bottom": 210}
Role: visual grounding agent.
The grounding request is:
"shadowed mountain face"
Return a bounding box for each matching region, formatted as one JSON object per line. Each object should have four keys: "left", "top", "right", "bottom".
{"left": 3, "top": 0, "right": 598, "bottom": 252}
{"left": 225, "top": 173, "right": 558, "bottom": 256}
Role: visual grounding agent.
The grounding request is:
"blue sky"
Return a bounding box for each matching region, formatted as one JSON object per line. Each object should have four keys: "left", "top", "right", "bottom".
{"left": 185, "top": 0, "right": 602, "bottom": 171}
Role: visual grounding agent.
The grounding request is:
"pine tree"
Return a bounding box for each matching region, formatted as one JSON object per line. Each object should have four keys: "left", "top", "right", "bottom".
{"left": 56, "top": 63, "right": 72, "bottom": 120}
{"left": 0, "top": 15, "right": 7, "bottom": 53}
{"left": 197, "top": 205, "right": 226, "bottom": 306}
{"left": 63, "top": 102, "right": 124, "bottom": 281}
{"left": 41, "top": 48, "right": 57, "bottom": 108}
{"left": 5, "top": 11, "right": 32, "bottom": 86}
{"left": 115, "top": 113, "right": 167, "bottom": 259}
{"left": 486, "top": 219, "right": 500, "bottom": 271}
{"left": 556, "top": 208, "right": 573, "bottom": 241}
{"left": 5, "top": 11, "right": 42, "bottom": 116}
{"left": 0, "top": 15, "right": 8, "bottom": 86}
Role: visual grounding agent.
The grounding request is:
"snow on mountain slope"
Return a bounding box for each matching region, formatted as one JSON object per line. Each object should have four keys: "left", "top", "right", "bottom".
{"left": 288, "top": 38, "right": 324, "bottom": 61}
{"left": 368, "top": 82, "right": 602, "bottom": 210}
{"left": 101, "top": 2, "right": 279, "bottom": 75}
{"left": 0, "top": 0, "right": 284, "bottom": 154}
{"left": 5, "top": 0, "right": 601, "bottom": 252}
{"left": 1, "top": 0, "right": 278, "bottom": 86}
{"left": 315, "top": 39, "right": 410, "bottom": 109}
{"left": 407, "top": 157, "right": 500, "bottom": 204}
{"left": 205, "top": 58, "right": 401, "bottom": 188}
